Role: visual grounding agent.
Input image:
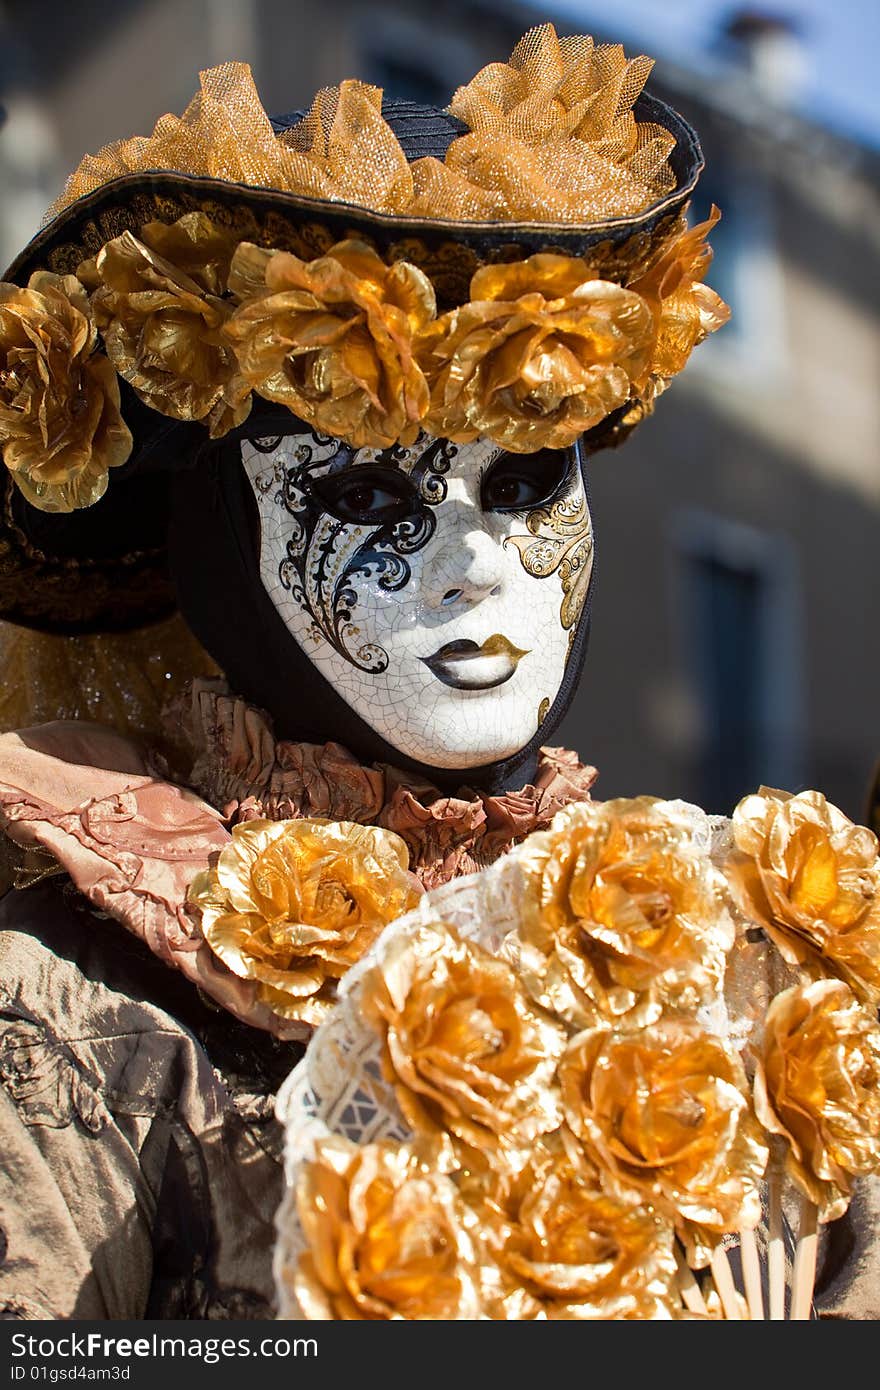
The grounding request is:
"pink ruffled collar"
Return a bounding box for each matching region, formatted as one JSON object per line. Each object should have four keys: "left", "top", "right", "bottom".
{"left": 0, "top": 683, "right": 596, "bottom": 1035}
{"left": 175, "top": 679, "right": 598, "bottom": 889}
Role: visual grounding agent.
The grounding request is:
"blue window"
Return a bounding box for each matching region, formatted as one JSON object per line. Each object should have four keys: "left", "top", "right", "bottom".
{"left": 672, "top": 509, "right": 804, "bottom": 814}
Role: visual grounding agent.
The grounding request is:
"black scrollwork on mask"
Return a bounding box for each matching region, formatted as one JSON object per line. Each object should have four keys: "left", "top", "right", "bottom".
{"left": 266, "top": 431, "right": 455, "bottom": 673}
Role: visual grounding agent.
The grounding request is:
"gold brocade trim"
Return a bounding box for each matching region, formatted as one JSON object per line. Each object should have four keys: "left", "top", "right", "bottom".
{"left": 506, "top": 491, "right": 595, "bottom": 647}
{"left": 38, "top": 194, "right": 685, "bottom": 308}
{"left": 43, "top": 196, "right": 338, "bottom": 281}
{"left": 47, "top": 27, "right": 677, "bottom": 229}
{"left": 0, "top": 830, "right": 64, "bottom": 896}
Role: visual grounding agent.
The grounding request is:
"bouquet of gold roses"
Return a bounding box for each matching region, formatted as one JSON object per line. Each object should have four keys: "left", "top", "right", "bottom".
{"left": 271, "top": 792, "right": 880, "bottom": 1319}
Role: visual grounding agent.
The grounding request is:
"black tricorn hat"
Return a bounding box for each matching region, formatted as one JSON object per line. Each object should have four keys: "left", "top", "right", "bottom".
{"left": 0, "top": 27, "right": 707, "bottom": 635}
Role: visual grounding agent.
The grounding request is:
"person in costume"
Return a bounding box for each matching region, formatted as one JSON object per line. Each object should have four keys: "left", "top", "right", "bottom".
{"left": 0, "top": 25, "right": 871, "bottom": 1320}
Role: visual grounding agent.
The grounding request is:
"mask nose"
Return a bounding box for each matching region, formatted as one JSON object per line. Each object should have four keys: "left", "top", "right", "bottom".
{"left": 424, "top": 525, "right": 505, "bottom": 610}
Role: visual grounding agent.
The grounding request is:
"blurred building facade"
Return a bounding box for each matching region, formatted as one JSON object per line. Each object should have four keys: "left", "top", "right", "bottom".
{"left": 1, "top": 0, "right": 878, "bottom": 817}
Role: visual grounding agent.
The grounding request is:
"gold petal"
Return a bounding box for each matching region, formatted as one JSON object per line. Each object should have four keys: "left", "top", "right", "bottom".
{"left": 188, "top": 817, "right": 419, "bottom": 1023}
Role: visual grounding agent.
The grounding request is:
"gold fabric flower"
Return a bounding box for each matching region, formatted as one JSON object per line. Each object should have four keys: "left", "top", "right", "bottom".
{"left": 294, "top": 1137, "right": 482, "bottom": 1319}
{"left": 0, "top": 272, "right": 131, "bottom": 512}
{"left": 477, "top": 1139, "right": 679, "bottom": 1320}
{"left": 188, "top": 817, "right": 421, "bottom": 1026}
{"left": 728, "top": 788, "right": 880, "bottom": 1006}
{"left": 421, "top": 257, "right": 654, "bottom": 453}
{"left": 559, "top": 1020, "right": 768, "bottom": 1262}
{"left": 510, "top": 798, "right": 733, "bottom": 1031}
{"left": 360, "top": 920, "right": 565, "bottom": 1156}
{"left": 629, "top": 208, "right": 730, "bottom": 381}
{"left": 225, "top": 239, "right": 435, "bottom": 448}
{"left": 137, "top": 214, "right": 239, "bottom": 298}
{"left": 89, "top": 216, "right": 250, "bottom": 436}
{"left": 754, "top": 979, "right": 880, "bottom": 1221}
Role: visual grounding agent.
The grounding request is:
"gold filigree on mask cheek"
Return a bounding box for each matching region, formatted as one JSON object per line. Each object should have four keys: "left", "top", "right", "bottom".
{"left": 727, "top": 787, "right": 880, "bottom": 1007}
{"left": 506, "top": 485, "right": 594, "bottom": 646}
{"left": 188, "top": 817, "right": 422, "bottom": 1026}
{"left": 359, "top": 920, "right": 566, "bottom": 1160}
{"left": 294, "top": 1137, "right": 484, "bottom": 1320}
{"left": 754, "top": 979, "right": 880, "bottom": 1221}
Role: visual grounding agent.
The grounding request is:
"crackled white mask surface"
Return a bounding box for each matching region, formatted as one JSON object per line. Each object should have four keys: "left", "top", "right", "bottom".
{"left": 242, "top": 430, "right": 593, "bottom": 769}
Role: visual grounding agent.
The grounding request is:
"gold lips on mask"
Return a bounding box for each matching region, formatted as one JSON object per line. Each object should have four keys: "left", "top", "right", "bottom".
{"left": 422, "top": 634, "right": 530, "bottom": 690}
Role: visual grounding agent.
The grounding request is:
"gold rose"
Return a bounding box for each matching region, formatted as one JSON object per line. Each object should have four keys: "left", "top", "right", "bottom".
{"left": 359, "top": 919, "right": 566, "bottom": 1160}
{"left": 88, "top": 219, "right": 251, "bottom": 438}
{"left": 188, "top": 817, "right": 422, "bottom": 1027}
{"left": 0, "top": 272, "right": 132, "bottom": 512}
{"left": 293, "top": 1136, "right": 483, "bottom": 1319}
{"left": 755, "top": 979, "right": 880, "bottom": 1318}
{"left": 558, "top": 1019, "right": 768, "bottom": 1267}
{"left": 472, "top": 1137, "right": 680, "bottom": 1319}
{"left": 509, "top": 798, "right": 734, "bottom": 1034}
{"left": 728, "top": 787, "right": 880, "bottom": 1007}
{"left": 629, "top": 207, "right": 730, "bottom": 388}
{"left": 419, "top": 256, "right": 656, "bottom": 454}
{"left": 224, "top": 239, "right": 436, "bottom": 450}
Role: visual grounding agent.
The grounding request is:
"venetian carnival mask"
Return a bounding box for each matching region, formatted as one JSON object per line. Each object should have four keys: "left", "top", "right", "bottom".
{"left": 241, "top": 429, "right": 593, "bottom": 769}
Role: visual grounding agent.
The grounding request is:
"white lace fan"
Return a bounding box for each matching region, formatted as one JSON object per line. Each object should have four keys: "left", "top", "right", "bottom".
{"left": 273, "top": 802, "right": 852, "bottom": 1320}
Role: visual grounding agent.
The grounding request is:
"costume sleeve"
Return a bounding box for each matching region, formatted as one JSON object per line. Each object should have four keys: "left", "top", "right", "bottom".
{"left": 815, "top": 1179, "right": 880, "bottom": 1320}
{"left": 0, "top": 1085, "right": 151, "bottom": 1319}
{"left": 0, "top": 880, "right": 285, "bottom": 1320}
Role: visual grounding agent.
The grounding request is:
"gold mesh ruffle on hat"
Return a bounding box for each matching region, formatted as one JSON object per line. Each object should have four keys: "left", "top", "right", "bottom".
{"left": 47, "top": 25, "right": 676, "bottom": 228}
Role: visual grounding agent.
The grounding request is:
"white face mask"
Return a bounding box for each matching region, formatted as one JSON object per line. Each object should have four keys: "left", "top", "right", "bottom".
{"left": 242, "top": 429, "right": 593, "bottom": 769}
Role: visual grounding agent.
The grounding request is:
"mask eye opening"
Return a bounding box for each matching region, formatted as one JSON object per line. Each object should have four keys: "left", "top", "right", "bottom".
{"left": 480, "top": 446, "right": 577, "bottom": 514}
{"left": 307, "top": 465, "right": 422, "bottom": 526}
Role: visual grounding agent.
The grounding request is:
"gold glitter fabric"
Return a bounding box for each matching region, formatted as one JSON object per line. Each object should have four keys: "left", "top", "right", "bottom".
{"left": 47, "top": 26, "right": 675, "bottom": 227}
{"left": 0, "top": 614, "right": 218, "bottom": 767}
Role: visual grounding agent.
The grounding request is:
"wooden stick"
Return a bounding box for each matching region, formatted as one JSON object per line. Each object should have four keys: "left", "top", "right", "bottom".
{"left": 790, "top": 1194, "right": 819, "bottom": 1321}
{"left": 674, "top": 1245, "right": 708, "bottom": 1316}
{"left": 711, "top": 1244, "right": 745, "bottom": 1319}
{"left": 739, "top": 1226, "right": 765, "bottom": 1320}
{"left": 768, "top": 1163, "right": 786, "bottom": 1319}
